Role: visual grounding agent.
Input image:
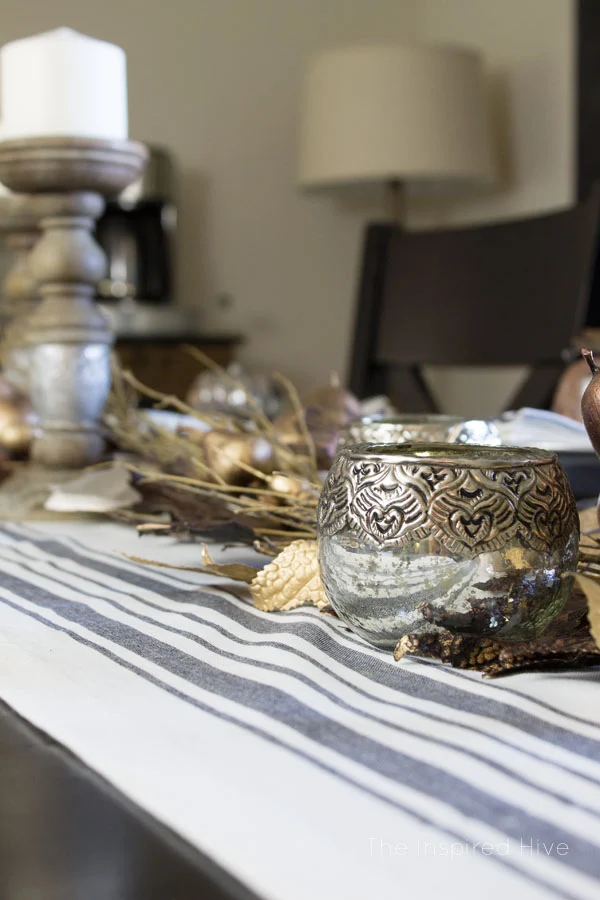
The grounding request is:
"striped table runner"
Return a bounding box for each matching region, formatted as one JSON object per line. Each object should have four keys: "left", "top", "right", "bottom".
{"left": 0, "top": 520, "right": 599, "bottom": 900}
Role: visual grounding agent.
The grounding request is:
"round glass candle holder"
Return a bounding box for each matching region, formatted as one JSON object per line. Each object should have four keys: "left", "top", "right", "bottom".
{"left": 338, "top": 415, "right": 501, "bottom": 451}
{"left": 317, "top": 443, "right": 579, "bottom": 649}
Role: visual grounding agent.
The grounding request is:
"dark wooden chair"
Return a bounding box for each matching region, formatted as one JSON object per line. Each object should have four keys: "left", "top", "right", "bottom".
{"left": 349, "top": 192, "right": 600, "bottom": 412}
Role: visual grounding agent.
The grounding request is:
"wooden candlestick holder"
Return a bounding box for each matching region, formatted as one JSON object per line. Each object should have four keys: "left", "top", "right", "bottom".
{"left": 0, "top": 137, "right": 147, "bottom": 468}
{"left": 0, "top": 195, "right": 40, "bottom": 318}
{"left": 0, "top": 194, "right": 41, "bottom": 391}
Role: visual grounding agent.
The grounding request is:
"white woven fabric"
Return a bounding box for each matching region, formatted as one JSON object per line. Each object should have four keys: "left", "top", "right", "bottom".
{"left": 0, "top": 520, "right": 598, "bottom": 900}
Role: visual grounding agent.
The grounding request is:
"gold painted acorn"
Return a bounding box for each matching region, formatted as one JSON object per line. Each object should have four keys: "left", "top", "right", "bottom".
{"left": 203, "top": 430, "right": 276, "bottom": 484}
{"left": 0, "top": 379, "right": 36, "bottom": 455}
{"left": 268, "top": 473, "right": 320, "bottom": 502}
{"left": 178, "top": 426, "right": 277, "bottom": 485}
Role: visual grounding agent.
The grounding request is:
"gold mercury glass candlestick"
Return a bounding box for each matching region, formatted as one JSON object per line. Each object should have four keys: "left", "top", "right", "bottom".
{"left": 0, "top": 136, "right": 147, "bottom": 468}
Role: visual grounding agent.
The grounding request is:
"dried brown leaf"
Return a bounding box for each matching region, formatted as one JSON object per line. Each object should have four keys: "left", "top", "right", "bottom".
{"left": 123, "top": 546, "right": 259, "bottom": 584}
{"left": 198, "top": 544, "right": 259, "bottom": 583}
{"left": 249, "top": 539, "right": 330, "bottom": 611}
{"left": 393, "top": 626, "right": 600, "bottom": 677}
{"left": 394, "top": 585, "right": 600, "bottom": 677}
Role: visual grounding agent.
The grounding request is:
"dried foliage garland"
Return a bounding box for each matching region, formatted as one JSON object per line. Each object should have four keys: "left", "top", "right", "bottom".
{"left": 104, "top": 354, "right": 322, "bottom": 554}
{"left": 104, "top": 356, "right": 600, "bottom": 678}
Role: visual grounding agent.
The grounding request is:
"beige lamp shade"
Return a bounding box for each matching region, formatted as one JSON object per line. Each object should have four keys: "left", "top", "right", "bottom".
{"left": 299, "top": 43, "right": 494, "bottom": 188}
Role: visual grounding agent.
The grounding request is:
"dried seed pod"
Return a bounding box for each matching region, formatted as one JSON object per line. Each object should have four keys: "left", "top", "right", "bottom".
{"left": 581, "top": 349, "right": 600, "bottom": 457}
{"left": 179, "top": 429, "right": 276, "bottom": 485}
{"left": 204, "top": 431, "right": 276, "bottom": 484}
{"left": 268, "top": 473, "right": 319, "bottom": 501}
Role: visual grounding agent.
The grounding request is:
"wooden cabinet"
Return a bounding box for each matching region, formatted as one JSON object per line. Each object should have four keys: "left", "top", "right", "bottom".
{"left": 115, "top": 334, "right": 242, "bottom": 401}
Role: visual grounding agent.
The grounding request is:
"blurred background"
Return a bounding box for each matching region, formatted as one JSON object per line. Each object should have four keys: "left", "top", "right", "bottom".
{"left": 0, "top": 0, "right": 583, "bottom": 412}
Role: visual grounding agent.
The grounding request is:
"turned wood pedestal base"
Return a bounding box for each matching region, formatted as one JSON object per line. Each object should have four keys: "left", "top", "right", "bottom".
{"left": 0, "top": 137, "right": 148, "bottom": 468}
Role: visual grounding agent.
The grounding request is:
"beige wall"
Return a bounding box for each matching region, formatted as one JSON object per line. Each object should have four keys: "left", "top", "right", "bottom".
{"left": 416, "top": 0, "right": 576, "bottom": 226}
{"left": 413, "top": 0, "right": 576, "bottom": 415}
{"left": 0, "top": 0, "right": 418, "bottom": 392}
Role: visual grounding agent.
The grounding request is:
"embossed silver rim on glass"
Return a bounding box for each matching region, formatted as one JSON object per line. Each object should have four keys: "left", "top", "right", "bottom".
{"left": 352, "top": 414, "right": 468, "bottom": 427}
{"left": 339, "top": 442, "right": 557, "bottom": 469}
{"left": 338, "top": 416, "right": 503, "bottom": 451}
{"left": 319, "top": 441, "right": 576, "bottom": 556}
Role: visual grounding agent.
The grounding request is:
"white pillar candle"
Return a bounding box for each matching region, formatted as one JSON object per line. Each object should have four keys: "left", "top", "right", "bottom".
{"left": 0, "top": 27, "right": 128, "bottom": 141}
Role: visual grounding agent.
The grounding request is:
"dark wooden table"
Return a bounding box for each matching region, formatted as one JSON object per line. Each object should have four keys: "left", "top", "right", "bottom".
{"left": 0, "top": 701, "right": 259, "bottom": 900}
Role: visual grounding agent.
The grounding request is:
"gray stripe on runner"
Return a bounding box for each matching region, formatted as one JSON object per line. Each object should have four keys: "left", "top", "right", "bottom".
{"left": 0, "top": 591, "right": 579, "bottom": 900}
{"left": 6, "top": 540, "right": 600, "bottom": 804}
{"left": 7, "top": 530, "right": 600, "bottom": 766}
{"left": 0, "top": 563, "right": 598, "bottom": 889}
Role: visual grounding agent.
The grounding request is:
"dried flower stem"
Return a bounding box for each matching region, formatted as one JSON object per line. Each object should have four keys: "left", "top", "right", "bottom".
{"left": 131, "top": 469, "right": 318, "bottom": 534}
{"left": 272, "top": 371, "right": 319, "bottom": 478}
{"left": 104, "top": 353, "right": 322, "bottom": 551}
{"left": 183, "top": 345, "right": 275, "bottom": 434}
{"left": 118, "top": 366, "right": 231, "bottom": 431}
{"left": 254, "top": 528, "right": 316, "bottom": 538}
{"left": 133, "top": 468, "right": 313, "bottom": 500}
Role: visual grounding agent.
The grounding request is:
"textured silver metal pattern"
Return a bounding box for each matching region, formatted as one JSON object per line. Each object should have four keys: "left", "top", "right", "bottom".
{"left": 318, "top": 444, "right": 578, "bottom": 558}
{"left": 338, "top": 415, "right": 502, "bottom": 450}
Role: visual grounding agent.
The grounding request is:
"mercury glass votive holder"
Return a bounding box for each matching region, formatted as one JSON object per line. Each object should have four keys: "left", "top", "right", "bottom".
{"left": 317, "top": 443, "right": 579, "bottom": 649}
{"left": 338, "top": 414, "right": 502, "bottom": 451}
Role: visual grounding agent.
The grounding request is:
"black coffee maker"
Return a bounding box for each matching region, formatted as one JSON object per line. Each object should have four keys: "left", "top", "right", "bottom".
{"left": 95, "top": 145, "right": 175, "bottom": 305}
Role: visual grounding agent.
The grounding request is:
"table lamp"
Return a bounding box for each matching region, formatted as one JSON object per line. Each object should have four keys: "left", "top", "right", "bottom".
{"left": 298, "top": 42, "right": 494, "bottom": 221}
